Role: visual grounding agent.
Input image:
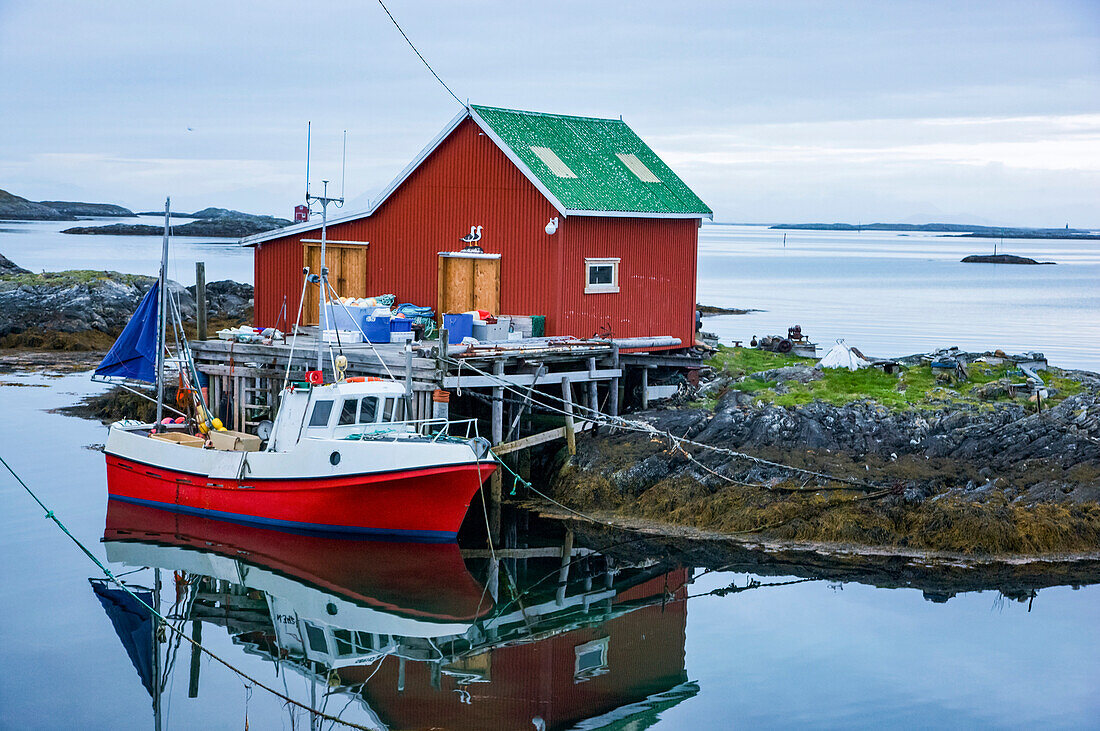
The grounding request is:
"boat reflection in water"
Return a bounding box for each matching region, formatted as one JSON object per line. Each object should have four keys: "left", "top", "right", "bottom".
{"left": 97, "top": 498, "right": 698, "bottom": 730}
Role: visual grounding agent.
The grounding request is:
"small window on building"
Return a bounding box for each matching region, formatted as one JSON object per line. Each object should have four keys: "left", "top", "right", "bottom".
{"left": 359, "top": 397, "right": 378, "bottom": 424}
{"left": 530, "top": 146, "right": 578, "bottom": 178}
{"left": 615, "top": 152, "right": 661, "bottom": 183}
{"left": 338, "top": 399, "right": 357, "bottom": 426}
{"left": 308, "top": 400, "right": 334, "bottom": 427}
{"left": 584, "top": 258, "right": 620, "bottom": 294}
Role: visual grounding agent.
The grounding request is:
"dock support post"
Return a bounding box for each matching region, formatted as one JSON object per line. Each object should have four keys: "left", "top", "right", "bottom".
{"left": 188, "top": 619, "right": 202, "bottom": 698}
{"left": 404, "top": 349, "right": 414, "bottom": 418}
{"left": 640, "top": 366, "right": 649, "bottom": 410}
{"left": 608, "top": 345, "right": 620, "bottom": 418}
{"left": 490, "top": 360, "right": 504, "bottom": 541}
{"left": 586, "top": 357, "right": 599, "bottom": 417}
{"left": 561, "top": 376, "right": 576, "bottom": 456}
{"left": 555, "top": 527, "right": 574, "bottom": 606}
{"left": 195, "top": 262, "right": 207, "bottom": 341}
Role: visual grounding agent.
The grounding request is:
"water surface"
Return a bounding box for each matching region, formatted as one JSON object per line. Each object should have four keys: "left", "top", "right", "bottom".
{"left": 0, "top": 371, "right": 1097, "bottom": 729}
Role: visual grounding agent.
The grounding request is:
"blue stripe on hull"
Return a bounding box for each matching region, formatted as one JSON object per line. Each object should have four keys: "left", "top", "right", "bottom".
{"left": 110, "top": 494, "right": 458, "bottom": 542}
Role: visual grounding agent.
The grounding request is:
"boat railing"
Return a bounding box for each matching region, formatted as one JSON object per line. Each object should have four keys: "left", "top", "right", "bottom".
{"left": 348, "top": 417, "right": 481, "bottom": 442}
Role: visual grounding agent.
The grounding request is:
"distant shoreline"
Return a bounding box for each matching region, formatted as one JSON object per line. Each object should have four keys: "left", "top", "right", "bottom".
{"left": 767, "top": 222, "right": 1098, "bottom": 239}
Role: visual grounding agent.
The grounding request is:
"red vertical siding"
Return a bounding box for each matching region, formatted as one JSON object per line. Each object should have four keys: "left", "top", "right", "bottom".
{"left": 252, "top": 118, "right": 699, "bottom": 348}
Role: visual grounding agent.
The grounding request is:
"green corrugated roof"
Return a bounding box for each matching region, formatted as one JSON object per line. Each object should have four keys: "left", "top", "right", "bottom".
{"left": 470, "top": 105, "right": 711, "bottom": 217}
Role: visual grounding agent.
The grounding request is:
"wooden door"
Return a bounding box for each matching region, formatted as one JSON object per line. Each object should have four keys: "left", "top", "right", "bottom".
{"left": 437, "top": 252, "right": 501, "bottom": 317}
{"left": 302, "top": 243, "right": 368, "bottom": 325}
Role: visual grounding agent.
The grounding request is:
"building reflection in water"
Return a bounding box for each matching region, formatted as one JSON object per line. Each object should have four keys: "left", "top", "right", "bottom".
{"left": 95, "top": 499, "right": 698, "bottom": 730}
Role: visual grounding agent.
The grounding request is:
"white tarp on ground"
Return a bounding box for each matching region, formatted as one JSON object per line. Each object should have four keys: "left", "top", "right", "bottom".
{"left": 817, "top": 340, "right": 871, "bottom": 370}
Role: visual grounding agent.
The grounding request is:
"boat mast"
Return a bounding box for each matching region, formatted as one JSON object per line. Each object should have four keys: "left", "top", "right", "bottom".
{"left": 155, "top": 197, "right": 169, "bottom": 430}
{"left": 308, "top": 179, "right": 343, "bottom": 372}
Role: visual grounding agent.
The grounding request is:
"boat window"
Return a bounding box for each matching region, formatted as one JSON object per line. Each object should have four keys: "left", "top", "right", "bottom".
{"left": 304, "top": 623, "right": 328, "bottom": 654}
{"left": 382, "top": 397, "right": 396, "bottom": 422}
{"left": 338, "top": 398, "right": 357, "bottom": 426}
{"left": 333, "top": 629, "right": 354, "bottom": 656}
{"left": 359, "top": 397, "right": 378, "bottom": 423}
{"left": 393, "top": 397, "right": 405, "bottom": 422}
{"left": 309, "top": 400, "right": 334, "bottom": 427}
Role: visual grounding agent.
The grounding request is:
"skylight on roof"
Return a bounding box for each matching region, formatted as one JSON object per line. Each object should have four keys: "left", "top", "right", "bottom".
{"left": 530, "top": 146, "right": 577, "bottom": 178}
{"left": 615, "top": 153, "right": 661, "bottom": 183}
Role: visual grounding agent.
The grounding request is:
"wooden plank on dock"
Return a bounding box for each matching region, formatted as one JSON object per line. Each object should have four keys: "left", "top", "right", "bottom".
{"left": 493, "top": 422, "right": 595, "bottom": 455}
{"left": 442, "top": 368, "right": 621, "bottom": 389}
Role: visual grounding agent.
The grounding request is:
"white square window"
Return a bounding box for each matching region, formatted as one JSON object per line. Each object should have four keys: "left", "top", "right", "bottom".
{"left": 584, "top": 258, "right": 620, "bottom": 294}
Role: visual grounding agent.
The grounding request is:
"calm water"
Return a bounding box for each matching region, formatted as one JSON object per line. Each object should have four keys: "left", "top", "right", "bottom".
{"left": 1, "top": 370, "right": 1098, "bottom": 729}
{"left": 697, "top": 224, "right": 1100, "bottom": 370}
{"left": 1, "top": 219, "right": 1097, "bottom": 368}
{"left": 0, "top": 218, "right": 253, "bottom": 285}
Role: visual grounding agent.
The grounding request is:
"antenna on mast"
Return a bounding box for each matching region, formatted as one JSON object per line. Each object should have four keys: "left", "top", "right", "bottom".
{"left": 340, "top": 129, "right": 347, "bottom": 202}
{"left": 305, "top": 121, "right": 312, "bottom": 202}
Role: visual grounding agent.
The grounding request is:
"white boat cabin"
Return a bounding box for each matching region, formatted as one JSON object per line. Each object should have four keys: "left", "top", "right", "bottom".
{"left": 269, "top": 379, "right": 416, "bottom": 451}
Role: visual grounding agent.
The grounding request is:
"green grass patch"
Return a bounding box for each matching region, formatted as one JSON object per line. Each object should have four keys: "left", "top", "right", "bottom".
{"left": 706, "top": 346, "right": 1083, "bottom": 412}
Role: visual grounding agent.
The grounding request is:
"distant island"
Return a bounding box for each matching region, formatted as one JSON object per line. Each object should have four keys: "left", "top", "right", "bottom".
{"left": 770, "top": 222, "right": 1098, "bottom": 239}
{"left": 63, "top": 208, "right": 291, "bottom": 238}
{"left": 0, "top": 188, "right": 136, "bottom": 220}
{"left": 961, "top": 254, "right": 1055, "bottom": 265}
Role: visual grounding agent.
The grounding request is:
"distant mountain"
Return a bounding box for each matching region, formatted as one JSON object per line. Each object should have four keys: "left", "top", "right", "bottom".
{"left": 38, "top": 201, "right": 135, "bottom": 217}
{"left": 0, "top": 189, "right": 72, "bottom": 220}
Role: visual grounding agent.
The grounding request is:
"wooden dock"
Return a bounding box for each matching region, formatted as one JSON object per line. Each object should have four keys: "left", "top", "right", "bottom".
{"left": 189, "top": 328, "right": 702, "bottom": 538}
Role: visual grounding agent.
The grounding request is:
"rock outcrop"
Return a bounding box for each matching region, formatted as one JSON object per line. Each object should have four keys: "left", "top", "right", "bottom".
{"left": 0, "top": 189, "right": 72, "bottom": 220}
{"left": 37, "top": 201, "right": 135, "bottom": 217}
{"left": 0, "top": 253, "right": 254, "bottom": 340}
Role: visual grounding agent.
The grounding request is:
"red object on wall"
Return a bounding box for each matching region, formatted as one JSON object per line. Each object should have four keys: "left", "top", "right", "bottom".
{"left": 252, "top": 118, "right": 699, "bottom": 349}
{"left": 293, "top": 204, "right": 309, "bottom": 223}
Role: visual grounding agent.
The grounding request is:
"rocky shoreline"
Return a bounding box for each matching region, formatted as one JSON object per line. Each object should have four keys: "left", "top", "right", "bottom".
{"left": 0, "top": 253, "right": 253, "bottom": 349}
{"left": 547, "top": 348, "right": 1100, "bottom": 557}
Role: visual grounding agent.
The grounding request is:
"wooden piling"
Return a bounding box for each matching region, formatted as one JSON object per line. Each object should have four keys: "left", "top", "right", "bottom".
{"left": 195, "top": 262, "right": 207, "bottom": 341}
{"left": 188, "top": 619, "right": 202, "bottom": 698}
{"left": 609, "top": 345, "right": 620, "bottom": 417}
{"left": 586, "top": 357, "right": 599, "bottom": 416}
{"left": 561, "top": 375, "right": 576, "bottom": 456}
{"left": 640, "top": 366, "right": 649, "bottom": 410}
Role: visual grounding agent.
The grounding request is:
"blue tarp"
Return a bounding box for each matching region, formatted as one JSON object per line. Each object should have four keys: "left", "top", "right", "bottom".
{"left": 94, "top": 281, "right": 159, "bottom": 383}
{"left": 90, "top": 579, "right": 156, "bottom": 698}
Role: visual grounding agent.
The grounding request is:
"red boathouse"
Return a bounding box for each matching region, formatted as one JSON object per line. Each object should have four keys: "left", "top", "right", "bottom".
{"left": 243, "top": 105, "right": 712, "bottom": 351}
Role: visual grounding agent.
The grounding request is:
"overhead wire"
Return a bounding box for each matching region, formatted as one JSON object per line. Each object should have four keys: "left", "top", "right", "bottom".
{"left": 374, "top": 0, "right": 465, "bottom": 108}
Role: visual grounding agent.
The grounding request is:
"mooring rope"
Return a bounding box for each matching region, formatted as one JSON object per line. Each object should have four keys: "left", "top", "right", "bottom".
{"left": 0, "top": 453, "right": 376, "bottom": 731}
{"left": 442, "top": 355, "right": 882, "bottom": 491}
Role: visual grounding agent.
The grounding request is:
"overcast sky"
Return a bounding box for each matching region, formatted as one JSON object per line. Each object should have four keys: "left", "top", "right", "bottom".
{"left": 1, "top": 1, "right": 1098, "bottom": 226}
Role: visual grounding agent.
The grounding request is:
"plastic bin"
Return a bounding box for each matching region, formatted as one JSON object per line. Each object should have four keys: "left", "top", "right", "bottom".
{"left": 442, "top": 313, "right": 473, "bottom": 344}
{"left": 389, "top": 318, "right": 412, "bottom": 333}
{"left": 362, "top": 314, "right": 391, "bottom": 343}
{"left": 324, "top": 303, "right": 363, "bottom": 332}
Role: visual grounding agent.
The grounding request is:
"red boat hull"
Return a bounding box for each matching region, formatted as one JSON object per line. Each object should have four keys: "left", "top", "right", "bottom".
{"left": 106, "top": 454, "right": 497, "bottom": 540}
{"left": 104, "top": 499, "right": 492, "bottom": 621}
